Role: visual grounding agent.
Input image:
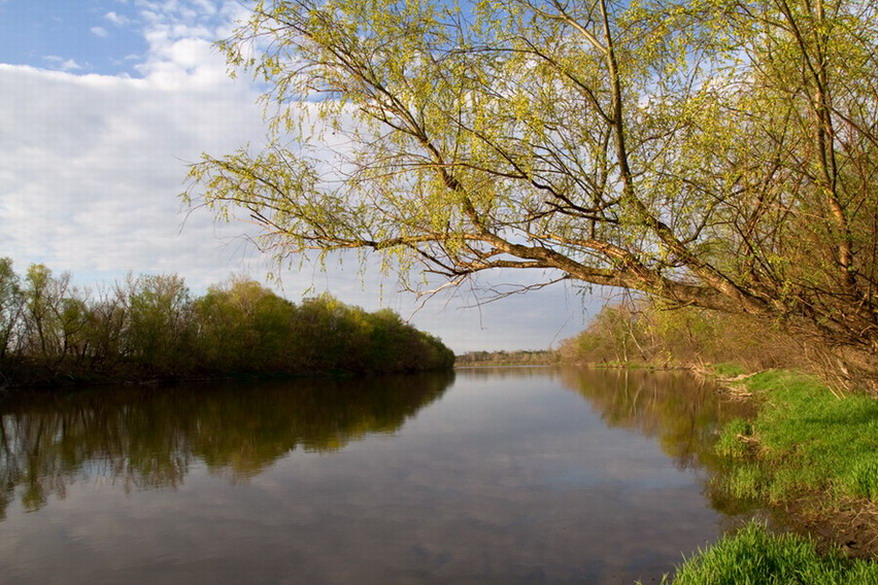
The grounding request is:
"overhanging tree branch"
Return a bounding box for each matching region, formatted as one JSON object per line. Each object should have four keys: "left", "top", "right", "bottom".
{"left": 184, "top": 0, "right": 878, "bottom": 367}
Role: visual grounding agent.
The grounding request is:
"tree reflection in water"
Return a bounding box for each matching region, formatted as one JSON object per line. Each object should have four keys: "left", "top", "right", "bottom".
{"left": 0, "top": 372, "right": 453, "bottom": 518}
{"left": 559, "top": 367, "right": 757, "bottom": 516}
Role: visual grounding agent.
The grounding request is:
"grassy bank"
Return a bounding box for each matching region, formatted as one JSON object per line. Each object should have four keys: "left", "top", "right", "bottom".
{"left": 714, "top": 370, "right": 878, "bottom": 508}
{"left": 651, "top": 521, "right": 878, "bottom": 585}
{"left": 654, "top": 369, "right": 878, "bottom": 584}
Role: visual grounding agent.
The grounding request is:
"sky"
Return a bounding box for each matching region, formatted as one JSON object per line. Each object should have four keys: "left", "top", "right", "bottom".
{"left": 0, "top": 0, "right": 607, "bottom": 353}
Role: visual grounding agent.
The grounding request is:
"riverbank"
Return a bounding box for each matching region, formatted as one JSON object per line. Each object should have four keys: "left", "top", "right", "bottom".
{"left": 656, "top": 369, "right": 878, "bottom": 583}
{"left": 454, "top": 350, "right": 559, "bottom": 367}
{"left": 653, "top": 521, "right": 878, "bottom": 585}
{"left": 0, "top": 265, "right": 455, "bottom": 392}
{"left": 716, "top": 370, "right": 878, "bottom": 556}
{"left": 0, "top": 362, "right": 456, "bottom": 395}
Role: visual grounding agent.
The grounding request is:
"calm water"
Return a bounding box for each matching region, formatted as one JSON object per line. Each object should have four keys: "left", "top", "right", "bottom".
{"left": 0, "top": 367, "right": 752, "bottom": 585}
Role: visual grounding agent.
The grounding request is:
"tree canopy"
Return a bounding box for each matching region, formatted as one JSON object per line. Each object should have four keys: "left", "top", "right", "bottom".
{"left": 0, "top": 262, "right": 454, "bottom": 387}
{"left": 184, "top": 0, "right": 878, "bottom": 385}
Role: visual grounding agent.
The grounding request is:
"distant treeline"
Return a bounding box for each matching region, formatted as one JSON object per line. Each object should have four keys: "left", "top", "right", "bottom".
{"left": 455, "top": 350, "right": 560, "bottom": 366}
{"left": 0, "top": 259, "right": 454, "bottom": 388}
{"left": 558, "top": 297, "right": 801, "bottom": 371}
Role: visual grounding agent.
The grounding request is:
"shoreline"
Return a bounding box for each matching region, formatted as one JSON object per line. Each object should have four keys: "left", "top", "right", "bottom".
{"left": 711, "top": 369, "right": 878, "bottom": 560}
{"left": 657, "top": 368, "right": 878, "bottom": 584}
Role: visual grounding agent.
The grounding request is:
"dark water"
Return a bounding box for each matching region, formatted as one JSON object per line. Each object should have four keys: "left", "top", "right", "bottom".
{"left": 0, "top": 367, "right": 752, "bottom": 585}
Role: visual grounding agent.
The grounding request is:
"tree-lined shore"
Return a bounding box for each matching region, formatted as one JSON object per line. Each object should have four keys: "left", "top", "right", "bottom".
{"left": 0, "top": 259, "right": 454, "bottom": 389}
{"left": 557, "top": 298, "right": 801, "bottom": 373}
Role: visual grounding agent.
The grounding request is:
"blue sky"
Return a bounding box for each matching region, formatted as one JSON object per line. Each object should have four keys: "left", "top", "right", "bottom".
{"left": 0, "top": 0, "right": 146, "bottom": 75}
{"left": 0, "top": 0, "right": 599, "bottom": 353}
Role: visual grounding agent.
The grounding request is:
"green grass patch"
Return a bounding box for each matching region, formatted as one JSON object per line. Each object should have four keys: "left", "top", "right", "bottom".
{"left": 652, "top": 522, "right": 878, "bottom": 585}
{"left": 663, "top": 372, "right": 878, "bottom": 585}
{"left": 713, "top": 362, "right": 747, "bottom": 378}
{"left": 841, "top": 455, "right": 878, "bottom": 501}
{"left": 716, "top": 371, "right": 878, "bottom": 503}
{"left": 722, "top": 464, "right": 763, "bottom": 500}
{"left": 715, "top": 418, "right": 753, "bottom": 458}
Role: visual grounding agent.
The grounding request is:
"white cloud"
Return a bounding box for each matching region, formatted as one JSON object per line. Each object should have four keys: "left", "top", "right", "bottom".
{"left": 129, "top": 1, "right": 242, "bottom": 90}
{"left": 105, "top": 11, "right": 131, "bottom": 27}
{"left": 43, "top": 56, "right": 85, "bottom": 72}
{"left": 0, "top": 1, "right": 297, "bottom": 293}
{"left": 0, "top": 2, "right": 265, "bottom": 287}
{"left": 91, "top": 26, "right": 109, "bottom": 38}
{"left": 0, "top": 55, "right": 265, "bottom": 289}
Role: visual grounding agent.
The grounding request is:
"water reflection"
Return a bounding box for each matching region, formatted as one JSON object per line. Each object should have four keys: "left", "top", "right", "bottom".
{"left": 0, "top": 367, "right": 757, "bottom": 585}
{"left": 0, "top": 372, "right": 452, "bottom": 517}
{"left": 561, "top": 368, "right": 752, "bottom": 463}
{"left": 559, "top": 367, "right": 757, "bottom": 516}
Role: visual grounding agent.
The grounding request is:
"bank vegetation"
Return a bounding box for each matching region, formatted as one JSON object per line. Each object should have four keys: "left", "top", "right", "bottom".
{"left": 655, "top": 370, "right": 878, "bottom": 584}
{"left": 455, "top": 350, "right": 559, "bottom": 366}
{"left": 0, "top": 258, "right": 454, "bottom": 389}
{"left": 559, "top": 297, "right": 804, "bottom": 372}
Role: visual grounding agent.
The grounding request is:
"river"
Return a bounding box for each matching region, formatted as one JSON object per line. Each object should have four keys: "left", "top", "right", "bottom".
{"left": 0, "top": 367, "right": 753, "bottom": 584}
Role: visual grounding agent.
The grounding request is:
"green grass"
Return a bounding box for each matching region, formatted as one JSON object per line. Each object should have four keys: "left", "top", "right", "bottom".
{"left": 715, "top": 418, "right": 753, "bottom": 458}
{"left": 714, "top": 370, "right": 878, "bottom": 503}
{"left": 652, "top": 522, "right": 878, "bottom": 585}
{"left": 649, "top": 371, "right": 878, "bottom": 585}
{"left": 713, "top": 362, "right": 747, "bottom": 378}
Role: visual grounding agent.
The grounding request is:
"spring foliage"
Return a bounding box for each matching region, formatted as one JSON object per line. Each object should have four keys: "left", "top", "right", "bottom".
{"left": 558, "top": 297, "right": 800, "bottom": 369}
{"left": 0, "top": 259, "right": 454, "bottom": 387}
{"left": 185, "top": 0, "right": 878, "bottom": 385}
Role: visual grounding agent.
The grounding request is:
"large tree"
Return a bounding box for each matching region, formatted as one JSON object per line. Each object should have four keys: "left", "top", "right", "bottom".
{"left": 185, "top": 0, "right": 878, "bottom": 386}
